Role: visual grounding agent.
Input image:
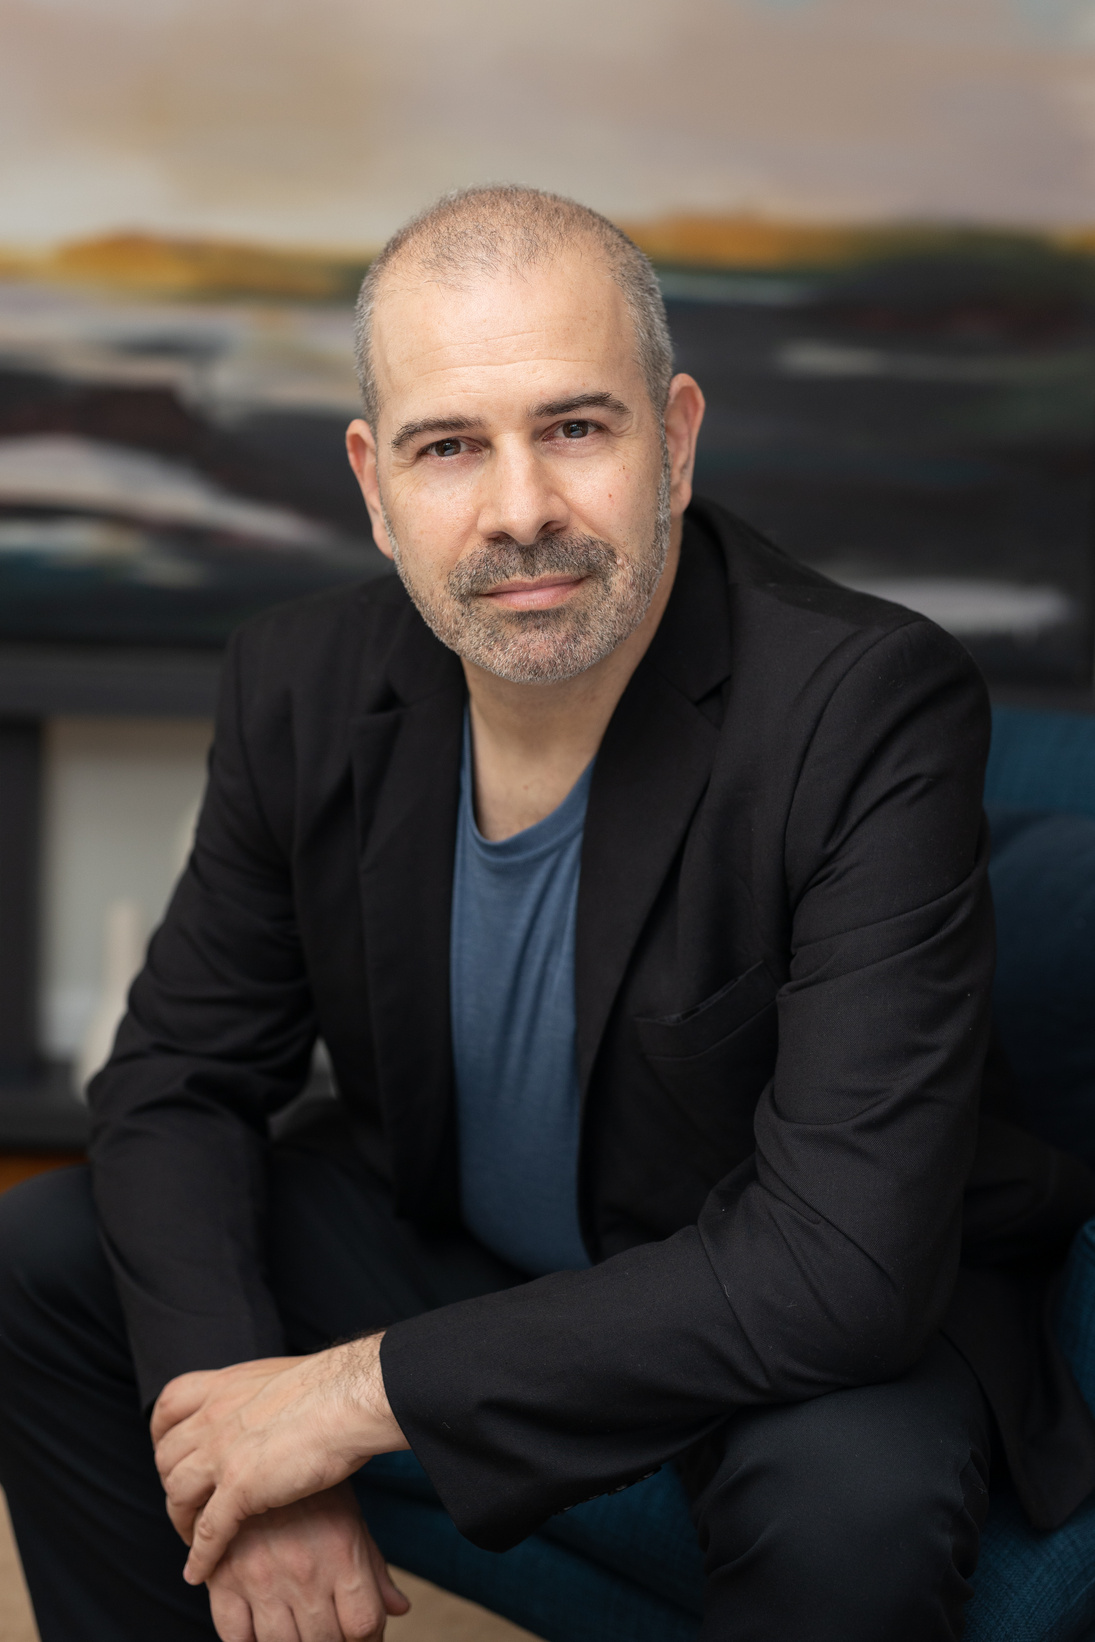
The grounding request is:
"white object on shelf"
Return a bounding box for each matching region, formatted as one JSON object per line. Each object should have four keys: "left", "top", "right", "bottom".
{"left": 172, "top": 797, "right": 201, "bottom": 879}
{"left": 74, "top": 898, "right": 146, "bottom": 1099}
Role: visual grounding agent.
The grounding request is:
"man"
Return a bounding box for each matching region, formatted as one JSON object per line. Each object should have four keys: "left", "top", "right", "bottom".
{"left": 1, "top": 186, "right": 1093, "bottom": 1642}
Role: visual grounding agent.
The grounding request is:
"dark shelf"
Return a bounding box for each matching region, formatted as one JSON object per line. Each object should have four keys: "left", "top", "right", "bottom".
{"left": 0, "top": 643, "right": 221, "bottom": 718}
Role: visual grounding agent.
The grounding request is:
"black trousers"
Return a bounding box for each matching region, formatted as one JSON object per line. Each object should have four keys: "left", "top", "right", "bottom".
{"left": 0, "top": 1142, "right": 992, "bottom": 1642}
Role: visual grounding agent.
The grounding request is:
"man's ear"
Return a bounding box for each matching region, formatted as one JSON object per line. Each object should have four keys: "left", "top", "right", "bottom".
{"left": 346, "top": 419, "right": 395, "bottom": 560}
{"left": 663, "top": 374, "right": 705, "bottom": 521}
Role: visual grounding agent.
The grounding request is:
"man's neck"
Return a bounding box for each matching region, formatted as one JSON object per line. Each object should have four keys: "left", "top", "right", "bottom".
{"left": 464, "top": 531, "right": 681, "bottom": 841}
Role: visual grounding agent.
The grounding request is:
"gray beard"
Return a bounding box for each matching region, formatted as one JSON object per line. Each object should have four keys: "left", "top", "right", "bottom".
{"left": 382, "top": 467, "right": 672, "bottom": 685}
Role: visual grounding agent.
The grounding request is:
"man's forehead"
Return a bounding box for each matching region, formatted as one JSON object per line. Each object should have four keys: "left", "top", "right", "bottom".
{"left": 370, "top": 252, "right": 636, "bottom": 400}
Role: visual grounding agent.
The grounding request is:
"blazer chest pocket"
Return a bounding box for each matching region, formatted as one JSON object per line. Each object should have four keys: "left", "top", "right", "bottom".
{"left": 635, "top": 963, "right": 779, "bottom": 1155}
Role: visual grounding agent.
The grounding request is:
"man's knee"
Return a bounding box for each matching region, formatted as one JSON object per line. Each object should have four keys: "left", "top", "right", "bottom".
{"left": 694, "top": 1347, "right": 990, "bottom": 1638}
{"left": 0, "top": 1166, "right": 123, "bottom": 1379}
{"left": 0, "top": 1165, "right": 98, "bottom": 1291}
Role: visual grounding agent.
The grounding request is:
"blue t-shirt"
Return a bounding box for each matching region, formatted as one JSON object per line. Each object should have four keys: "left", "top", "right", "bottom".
{"left": 450, "top": 716, "right": 593, "bottom": 1276}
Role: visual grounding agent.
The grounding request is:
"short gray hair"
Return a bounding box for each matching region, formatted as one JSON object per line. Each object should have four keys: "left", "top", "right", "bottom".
{"left": 353, "top": 185, "right": 674, "bottom": 428}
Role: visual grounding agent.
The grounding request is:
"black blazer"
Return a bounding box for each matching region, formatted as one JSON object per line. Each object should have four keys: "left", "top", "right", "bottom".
{"left": 89, "top": 499, "right": 1095, "bottom": 1551}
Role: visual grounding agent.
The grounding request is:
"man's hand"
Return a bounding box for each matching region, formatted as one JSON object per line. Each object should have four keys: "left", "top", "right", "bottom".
{"left": 151, "top": 1335, "right": 408, "bottom": 1585}
{"left": 206, "top": 1482, "right": 409, "bottom": 1642}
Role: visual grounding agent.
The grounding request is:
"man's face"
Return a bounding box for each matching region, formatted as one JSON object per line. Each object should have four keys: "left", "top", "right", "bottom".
{"left": 346, "top": 246, "right": 697, "bottom": 685}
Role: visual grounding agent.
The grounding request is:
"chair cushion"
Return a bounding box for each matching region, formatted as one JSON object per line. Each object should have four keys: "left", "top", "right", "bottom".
{"left": 968, "top": 1491, "right": 1095, "bottom": 1642}
{"left": 985, "top": 709, "right": 1095, "bottom": 821}
{"left": 357, "top": 1459, "right": 701, "bottom": 1642}
{"left": 965, "top": 1219, "right": 1095, "bottom": 1642}
{"left": 987, "top": 806, "right": 1095, "bottom": 1165}
{"left": 539, "top": 1468, "right": 703, "bottom": 1614}
{"left": 362, "top": 1449, "right": 704, "bottom": 1618}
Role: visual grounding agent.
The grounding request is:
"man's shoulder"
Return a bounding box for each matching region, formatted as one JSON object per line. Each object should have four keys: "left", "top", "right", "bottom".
{"left": 678, "top": 498, "right": 988, "bottom": 755}
{"left": 690, "top": 495, "right": 922, "bottom": 642}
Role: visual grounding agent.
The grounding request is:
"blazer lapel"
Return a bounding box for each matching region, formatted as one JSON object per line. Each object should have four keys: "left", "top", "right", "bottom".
{"left": 350, "top": 603, "right": 465, "bottom": 1220}
{"left": 575, "top": 517, "right": 734, "bottom": 1093}
{"left": 348, "top": 509, "right": 734, "bottom": 1202}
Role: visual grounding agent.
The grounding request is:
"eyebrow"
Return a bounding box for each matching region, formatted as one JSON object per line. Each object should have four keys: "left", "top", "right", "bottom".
{"left": 389, "top": 391, "right": 631, "bottom": 452}
{"left": 390, "top": 414, "right": 480, "bottom": 452}
{"left": 529, "top": 391, "right": 631, "bottom": 419}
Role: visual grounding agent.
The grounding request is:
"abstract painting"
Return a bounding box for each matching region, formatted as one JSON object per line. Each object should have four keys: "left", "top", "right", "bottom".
{"left": 1, "top": 0, "right": 1093, "bottom": 684}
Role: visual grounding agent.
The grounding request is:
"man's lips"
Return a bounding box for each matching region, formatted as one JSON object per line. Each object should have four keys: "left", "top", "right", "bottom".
{"left": 481, "top": 574, "right": 587, "bottom": 611}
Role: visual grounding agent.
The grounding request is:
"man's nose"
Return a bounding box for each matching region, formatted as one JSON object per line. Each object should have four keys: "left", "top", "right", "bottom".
{"left": 476, "top": 440, "right": 567, "bottom": 546}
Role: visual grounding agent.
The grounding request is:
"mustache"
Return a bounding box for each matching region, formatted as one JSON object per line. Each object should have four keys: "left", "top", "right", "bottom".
{"left": 448, "top": 535, "right": 619, "bottom": 601}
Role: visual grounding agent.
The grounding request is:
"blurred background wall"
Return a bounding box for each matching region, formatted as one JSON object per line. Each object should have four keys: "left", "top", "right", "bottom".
{"left": 1, "top": 0, "right": 1094, "bottom": 1082}
{"left": 41, "top": 719, "right": 207, "bottom": 1059}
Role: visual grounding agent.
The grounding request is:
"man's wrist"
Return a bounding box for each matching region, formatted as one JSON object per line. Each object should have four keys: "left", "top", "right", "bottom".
{"left": 330, "top": 1331, "right": 408, "bottom": 1456}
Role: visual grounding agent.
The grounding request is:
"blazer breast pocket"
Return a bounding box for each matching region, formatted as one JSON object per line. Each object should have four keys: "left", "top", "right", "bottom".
{"left": 634, "top": 963, "right": 779, "bottom": 1157}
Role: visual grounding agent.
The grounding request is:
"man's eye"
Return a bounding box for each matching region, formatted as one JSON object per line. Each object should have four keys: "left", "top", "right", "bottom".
{"left": 559, "top": 420, "right": 593, "bottom": 439}
{"left": 427, "top": 438, "right": 466, "bottom": 458}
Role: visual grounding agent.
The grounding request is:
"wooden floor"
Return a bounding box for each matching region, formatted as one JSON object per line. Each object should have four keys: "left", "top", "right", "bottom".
{"left": 0, "top": 1155, "right": 541, "bottom": 1641}
{"left": 0, "top": 1493, "right": 539, "bottom": 1640}
{"left": 0, "top": 1495, "right": 36, "bottom": 1642}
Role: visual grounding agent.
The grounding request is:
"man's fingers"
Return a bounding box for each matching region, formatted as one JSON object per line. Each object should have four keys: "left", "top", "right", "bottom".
{"left": 366, "top": 1542, "right": 409, "bottom": 1619}
{"left": 244, "top": 1597, "right": 303, "bottom": 1642}
{"left": 203, "top": 1490, "right": 390, "bottom": 1642}
{"left": 335, "top": 1548, "right": 395, "bottom": 1641}
{"left": 165, "top": 1495, "right": 198, "bottom": 1546}
{"left": 161, "top": 1453, "right": 217, "bottom": 1545}
{"left": 379, "top": 1571, "right": 410, "bottom": 1619}
{"left": 328, "top": 1505, "right": 397, "bottom": 1639}
{"left": 335, "top": 1585, "right": 390, "bottom": 1642}
{"left": 154, "top": 1414, "right": 207, "bottom": 1482}
{"left": 161, "top": 1449, "right": 215, "bottom": 1506}
{"left": 151, "top": 1370, "right": 219, "bottom": 1444}
{"left": 293, "top": 1594, "right": 349, "bottom": 1642}
{"left": 208, "top": 1585, "right": 257, "bottom": 1642}
{"left": 184, "top": 1488, "right": 251, "bottom": 1585}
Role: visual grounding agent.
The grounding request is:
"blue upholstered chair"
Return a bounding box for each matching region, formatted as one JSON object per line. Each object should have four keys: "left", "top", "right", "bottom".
{"left": 355, "top": 705, "right": 1095, "bottom": 1642}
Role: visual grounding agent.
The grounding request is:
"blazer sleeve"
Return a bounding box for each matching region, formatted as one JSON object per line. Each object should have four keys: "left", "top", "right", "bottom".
{"left": 379, "top": 617, "right": 995, "bottom": 1550}
{"left": 87, "top": 627, "right": 316, "bottom": 1408}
